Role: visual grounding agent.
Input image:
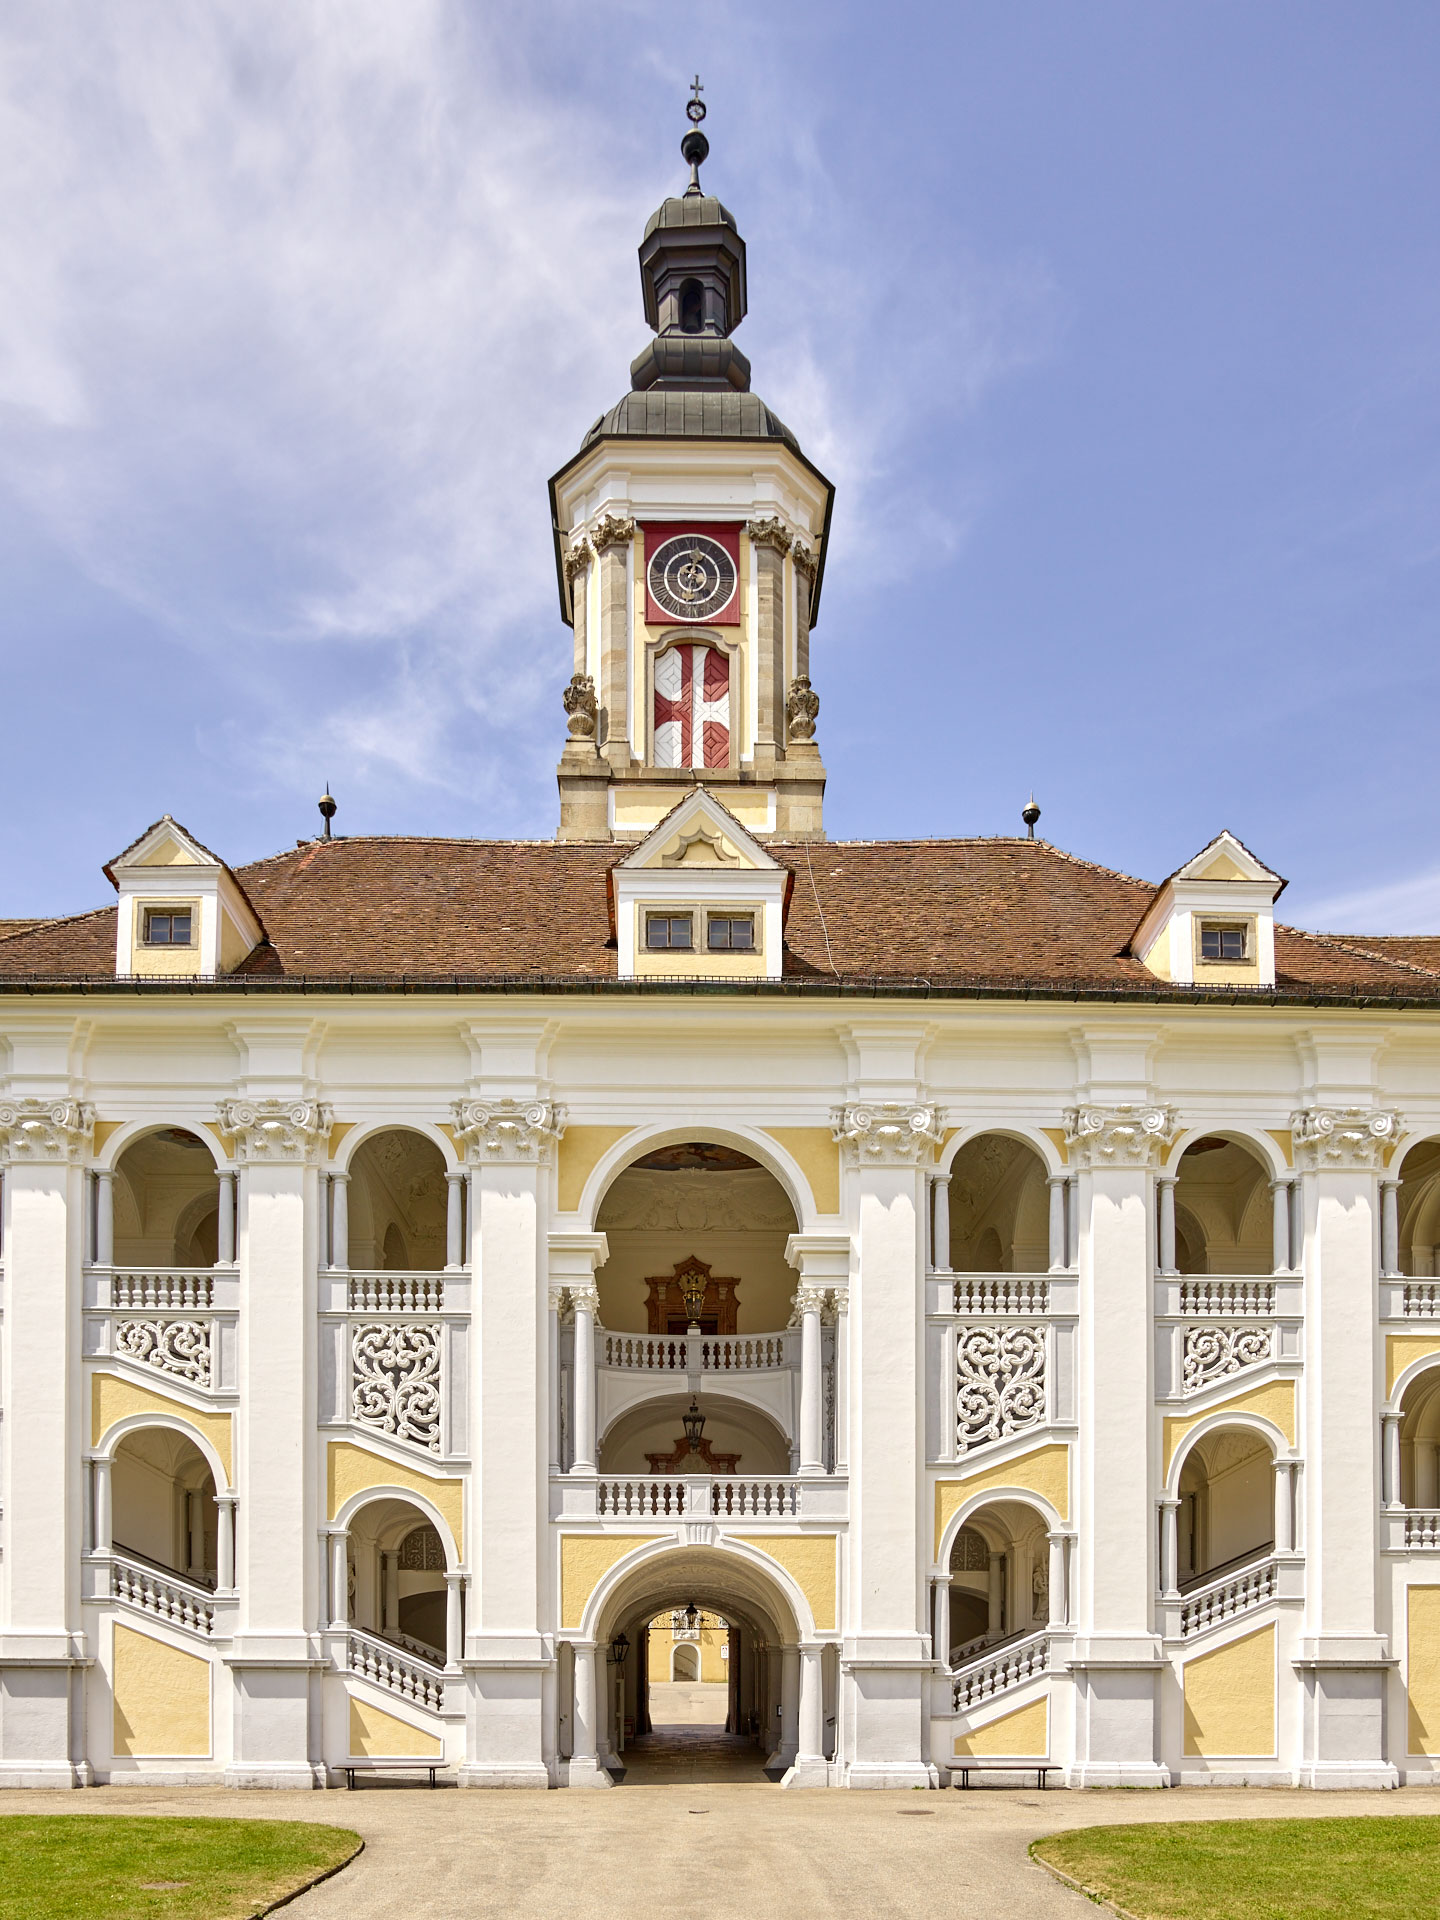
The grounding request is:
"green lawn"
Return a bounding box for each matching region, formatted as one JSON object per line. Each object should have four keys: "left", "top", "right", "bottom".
{"left": 1032, "top": 1816, "right": 1440, "bottom": 1920}
{"left": 0, "top": 1816, "right": 361, "bottom": 1920}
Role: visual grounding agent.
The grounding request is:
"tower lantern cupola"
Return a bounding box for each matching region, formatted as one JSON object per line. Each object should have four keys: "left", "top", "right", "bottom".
{"left": 550, "top": 87, "right": 835, "bottom": 846}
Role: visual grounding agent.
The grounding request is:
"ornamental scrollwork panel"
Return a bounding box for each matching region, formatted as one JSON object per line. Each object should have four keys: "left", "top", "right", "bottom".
{"left": 351, "top": 1322, "right": 443, "bottom": 1454}
{"left": 955, "top": 1323, "right": 1047, "bottom": 1455}
{"left": 114, "top": 1318, "right": 213, "bottom": 1387}
{"left": 1181, "top": 1324, "right": 1275, "bottom": 1396}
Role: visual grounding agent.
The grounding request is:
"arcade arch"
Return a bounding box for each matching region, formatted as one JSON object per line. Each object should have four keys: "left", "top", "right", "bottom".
{"left": 1396, "top": 1362, "right": 1440, "bottom": 1508}
{"left": 942, "top": 1496, "right": 1060, "bottom": 1663}
{"left": 1169, "top": 1134, "right": 1276, "bottom": 1276}
{"left": 339, "top": 1128, "right": 450, "bottom": 1273}
{"left": 941, "top": 1134, "right": 1050, "bottom": 1273}
{"left": 110, "top": 1127, "right": 222, "bottom": 1267}
{"left": 109, "top": 1425, "right": 218, "bottom": 1585}
{"left": 1173, "top": 1423, "right": 1278, "bottom": 1587}
{"left": 328, "top": 1492, "right": 460, "bottom": 1668}
{"left": 1397, "top": 1137, "right": 1440, "bottom": 1277}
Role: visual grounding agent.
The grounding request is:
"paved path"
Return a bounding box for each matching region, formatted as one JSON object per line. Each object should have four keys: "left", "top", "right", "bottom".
{"left": 3, "top": 1781, "right": 1440, "bottom": 1919}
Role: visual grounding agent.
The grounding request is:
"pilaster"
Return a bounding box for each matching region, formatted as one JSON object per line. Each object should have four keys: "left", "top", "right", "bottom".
{"left": 0, "top": 1084, "right": 94, "bottom": 1787}
{"left": 593, "top": 516, "right": 634, "bottom": 775}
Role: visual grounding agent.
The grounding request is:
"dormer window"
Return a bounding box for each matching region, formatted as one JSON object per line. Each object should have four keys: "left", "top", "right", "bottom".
{"left": 1200, "top": 923, "right": 1248, "bottom": 963}
{"left": 646, "top": 913, "right": 693, "bottom": 951}
{"left": 707, "top": 914, "right": 753, "bottom": 952}
{"left": 143, "top": 908, "right": 193, "bottom": 946}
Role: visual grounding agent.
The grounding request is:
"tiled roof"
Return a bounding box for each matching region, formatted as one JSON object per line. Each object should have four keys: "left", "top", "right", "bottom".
{"left": 0, "top": 835, "right": 1436, "bottom": 1000}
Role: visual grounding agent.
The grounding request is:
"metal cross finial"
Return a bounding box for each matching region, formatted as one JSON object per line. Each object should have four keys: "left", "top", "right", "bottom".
{"left": 680, "top": 74, "right": 710, "bottom": 193}
{"left": 687, "top": 75, "right": 706, "bottom": 124}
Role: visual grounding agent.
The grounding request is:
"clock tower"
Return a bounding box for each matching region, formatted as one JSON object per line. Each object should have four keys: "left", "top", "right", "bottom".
{"left": 550, "top": 87, "right": 834, "bottom": 843}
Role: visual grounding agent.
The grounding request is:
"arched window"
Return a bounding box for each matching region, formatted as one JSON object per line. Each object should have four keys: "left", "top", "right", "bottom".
{"left": 654, "top": 642, "right": 730, "bottom": 769}
{"left": 679, "top": 279, "right": 704, "bottom": 333}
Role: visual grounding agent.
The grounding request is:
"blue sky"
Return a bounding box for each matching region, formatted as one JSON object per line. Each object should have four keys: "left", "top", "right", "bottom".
{"left": 2, "top": 2, "right": 1437, "bottom": 931}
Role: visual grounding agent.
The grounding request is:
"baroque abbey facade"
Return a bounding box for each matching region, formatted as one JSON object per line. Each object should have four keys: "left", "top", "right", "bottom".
{"left": 5, "top": 110, "right": 1440, "bottom": 1793}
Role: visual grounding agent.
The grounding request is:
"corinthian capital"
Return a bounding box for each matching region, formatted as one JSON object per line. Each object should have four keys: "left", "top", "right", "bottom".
{"left": 832, "top": 1102, "right": 944, "bottom": 1166}
{"left": 589, "top": 514, "right": 635, "bottom": 555}
{"left": 0, "top": 1098, "right": 95, "bottom": 1164}
{"left": 452, "top": 1097, "right": 566, "bottom": 1164}
{"left": 1291, "top": 1106, "right": 1402, "bottom": 1171}
{"left": 745, "top": 516, "right": 792, "bottom": 555}
{"left": 563, "top": 539, "right": 591, "bottom": 584}
{"left": 1064, "top": 1103, "right": 1180, "bottom": 1168}
{"left": 791, "top": 540, "right": 817, "bottom": 584}
{"left": 216, "top": 1098, "right": 332, "bottom": 1163}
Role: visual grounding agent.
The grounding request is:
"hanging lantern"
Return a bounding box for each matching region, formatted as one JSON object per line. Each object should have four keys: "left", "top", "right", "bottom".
{"left": 679, "top": 1260, "right": 708, "bottom": 1328}
{"left": 611, "top": 1631, "right": 630, "bottom": 1667}
{"left": 683, "top": 1600, "right": 700, "bottom": 1633}
{"left": 682, "top": 1397, "right": 705, "bottom": 1453}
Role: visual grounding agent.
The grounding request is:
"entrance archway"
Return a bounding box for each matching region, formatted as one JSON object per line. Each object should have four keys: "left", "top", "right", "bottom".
{"left": 566, "top": 1544, "right": 834, "bottom": 1788}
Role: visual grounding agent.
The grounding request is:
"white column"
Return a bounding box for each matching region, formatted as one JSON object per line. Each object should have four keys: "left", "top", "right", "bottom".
{"left": 1156, "top": 1174, "right": 1178, "bottom": 1276}
{"left": 834, "top": 1291, "right": 850, "bottom": 1473}
{"left": 569, "top": 1643, "right": 610, "bottom": 1786}
{"left": 931, "top": 1173, "right": 951, "bottom": 1273}
{"left": 93, "top": 1456, "right": 113, "bottom": 1554}
{"left": 776, "top": 1644, "right": 800, "bottom": 1766}
{"left": 798, "top": 1286, "right": 824, "bottom": 1475}
{"left": 572, "top": 1285, "right": 598, "bottom": 1474}
{"left": 95, "top": 1168, "right": 115, "bottom": 1267}
{"left": 445, "top": 1572, "right": 464, "bottom": 1671}
{"left": 931, "top": 1575, "right": 951, "bottom": 1663}
{"left": 329, "top": 1530, "right": 349, "bottom": 1630}
{"left": 1048, "top": 1530, "right": 1069, "bottom": 1624}
{"left": 445, "top": 1171, "right": 465, "bottom": 1270}
{"left": 1274, "top": 1460, "right": 1294, "bottom": 1552}
{"left": 1289, "top": 1178, "right": 1304, "bottom": 1274}
{"left": 547, "top": 1287, "right": 563, "bottom": 1476}
{"left": 215, "top": 1493, "right": 236, "bottom": 1592}
{"left": 1158, "top": 1499, "right": 1179, "bottom": 1601}
{"left": 1066, "top": 1175, "right": 1079, "bottom": 1267}
{"left": 329, "top": 1171, "right": 348, "bottom": 1271}
{"left": 1418, "top": 1440, "right": 1440, "bottom": 1511}
{"left": 385, "top": 1552, "right": 400, "bottom": 1633}
{"left": 1271, "top": 1179, "right": 1292, "bottom": 1275}
{"left": 796, "top": 1645, "right": 825, "bottom": 1762}
{"left": 1047, "top": 1175, "right": 1067, "bottom": 1273}
{"left": 216, "top": 1169, "right": 236, "bottom": 1265}
{"left": 987, "top": 1553, "right": 1004, "bottom": 1634}
{"left": 1383, "top": 1413, "right": 1403, "bottom": 1510}
{"left": 1381, "top": 1179, "right": 1400, "bottom": 1279}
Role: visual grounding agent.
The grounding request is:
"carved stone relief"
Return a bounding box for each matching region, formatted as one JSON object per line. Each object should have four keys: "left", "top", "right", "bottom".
{"left": 955, "top": 1324, "right": 1047, "bottom": 1455}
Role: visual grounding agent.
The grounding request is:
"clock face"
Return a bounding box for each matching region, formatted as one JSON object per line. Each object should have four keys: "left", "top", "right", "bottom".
{"left": 646, "top": 533, "right": 738, "bottom": 622}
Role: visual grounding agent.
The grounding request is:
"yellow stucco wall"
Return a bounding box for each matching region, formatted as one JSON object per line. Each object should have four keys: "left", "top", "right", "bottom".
{"left": 1388, "top": 1335, "right": 1440, "bottom": 1397}
{"left": 611, "top": 789, "right": 776, "bottom": 833}
{"left": 953, "top": 1695, "right": 1048, "bottom": 1759}
{"left": 1266, "top": 1129, "right": 1293, "bottom": 1168}
{"left": 112, "top": 1622, "right": 211, "bottom": 1758}
{"left": 348, "top": 1695, "right": 443, "bottom": 1759}
{"left": 326, "top": 1442, "right": 463, "bottom": 1557}
{"left": 560, "top": 1535, "right": 651, "bottom": 1629}
{"left": 1182, "top": 1623, "right": 1276, "bottom": 1758}
{"left": 92, "top": 1373, "right": 233, "bottom": 1481}
{"left": 558, "top": 1127, "right": 634, "bottom": 1214}
{"left": 1163, "top": 1379, "right": 1296, "bottom": 1477}
{"left": 734, "top": 1533, "right": 836, "bottom": 1632}
{"left": 762, "top": 1128, "right": 841, "bottom": 1216}
{"left": 1039, "top": 1127, "right": 1069, "bottom": 1166}
{"left": 1407, "top": 1586, "right": 1440, "bottom": 1756}
{"left": 934, "top": 1442, "right": 1071, "bottom": 1554}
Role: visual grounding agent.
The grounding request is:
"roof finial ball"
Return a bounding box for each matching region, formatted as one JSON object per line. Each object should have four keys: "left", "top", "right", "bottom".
{"left": 681, "top": 74, "right": 709, "bottom": 195}
{"left": 1022, "top": 794, "right": 1041, "bottom": 840}
{"left": 318, "top": 785, "right": 337, "bottom": 842}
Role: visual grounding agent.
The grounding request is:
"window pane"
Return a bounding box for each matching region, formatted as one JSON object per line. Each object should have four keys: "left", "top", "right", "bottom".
{"left": 1220, "top": 928, "right": 1245, "bottom": 960}
{"left": 709, "top": 916, "right": 754, "bottom": 951}
{"left": 146, "top": 914, "right": 170, "bottom": 944}
{"left": 670, "top": 916, "right": 692, "bottom": 949}
{"left": 1200, "top": 928, "right": 1220, "bottom": 960}
{"left": 647, "top": 915, "right": 692, "bottom": 950}
{"left": 171, "top": 912, "right": 192, "bottom": 943}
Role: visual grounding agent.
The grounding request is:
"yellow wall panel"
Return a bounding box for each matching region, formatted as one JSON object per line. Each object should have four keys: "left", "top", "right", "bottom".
{"left": 112, "top": 1623, "right": 211, "bottom": 1758}
{"left": 557, "top": 1127, "right": 634, "bottom": 1214}
{"left": 953, "top": 1695, "right": 1048, "bottom": 1759}
{"left": 560, "top": 1535, "right": 650, "bottom": 1629}
{"left": 92, "top": 1373, "right": 233, "bottom": 1481}
{"left": 326, "top": 1441, "right": 463, "bottom": 1556}
{"left": 734, "top": 1533, "right": 837, "bottom": 1632}
{"left": 1182, "top": 1623, "right": 1276, "bottom": 1757}
{"left": 1163, "top": 1379, "right": 1295, "bottom": 1476}
{"left": 1407, "top": 1586, "right": 1440, "bottom": 1756}
{"left": 762, "top": 1128, "right": 841, "bottom": 1216}
{"left": 1388, "top": 1335, "right": 1440, "bottom": 1397}
{"left": 934, "top": 1442, "right": 1070, "bottom": 1553}
{"left": 348, "top": 1695, "right": 442, "bottom": 1759}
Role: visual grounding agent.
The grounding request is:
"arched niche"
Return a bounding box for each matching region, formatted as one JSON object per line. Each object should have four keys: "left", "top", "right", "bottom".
{"left": 110, "top": 1424, "right": 217, "bottom": 1585}
{"left": 598, "top": 1391, "right": 791, "bottom": 1477}
{"left": 944, "top": 1133, "right": 1050, "bottom": 1273}
{"left": 1398, "top": 1138, "right": 1440, "bottom": 1278}
{"left": 594, "top": 1139, "right": 799, "bottom": 1335}
{"left": 1175, "top": 1423, "right": 1276, "bottom": 1586}
{"left": 345, "top": 1127, "right": 448, "bottom": 1273}
{"left": 1398, "top": 1362, "right": 1440, "bottom": 1507}
{"left": 1171, "top": 1133, "right": 1275, "bottom": 1275}
{"left": 112, "top": 1127, "right": 221, "bottom": 1267}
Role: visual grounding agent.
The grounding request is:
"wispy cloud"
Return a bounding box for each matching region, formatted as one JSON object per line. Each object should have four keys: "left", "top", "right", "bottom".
{"left": 1289, "top": 866, "right": 1440, "bottom": 935}
{"left": 0, "top": 1, "right": 1054, "bottom": 830}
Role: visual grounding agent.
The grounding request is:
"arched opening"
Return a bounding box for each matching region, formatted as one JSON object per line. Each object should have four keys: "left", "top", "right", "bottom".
{"left": 1177, "top": 1426, "right": 1276, "bottom": 1588}
{"left": 945, "top": 1501, "right": 1053, "bottom": 1664}
{"left": 1399, "top": 1366, "right": 1440, "bottom": 1509}
{"left": 573, "top": 1544, "right": 825, "bottom": 1787}
{"left": 341, "top": 1497, "right": 453, "bottom": 1666}
{"left": 1172, "top": 1136, "right": 1273, "bottom": 1275}
{"left": 345, "top": 1129, "right": 448, "bottom": 1273}
{"left": 111, "top": 1426, "right": 217, "bottom": 1586}
{"left": 946, "top": 1134, "right": 1049, "bottom": 1273}
{"left": 678, "top": 278, "right": 704, "bottom": 333}
{"left": 112, "top": 1129, "right": 220, "bottom": 1267}
{"left": 599, "top": 1393, "right": 791, "bottom": 1477}
{"left": 1398, "top": 1139, "right": 1440, "bottom": 1277}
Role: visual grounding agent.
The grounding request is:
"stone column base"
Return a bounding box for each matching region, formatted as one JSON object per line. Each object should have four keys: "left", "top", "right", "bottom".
{"left": 563, "top": 1757, "right": 614, "bottom": 1788}
{"left": 458, "top": 1761, "right": 551, "bottom": 1789}
{"left": 223, "top": 1763, "right": 325, "bottom": 1789}
{"left": 0, "top": 1762, "right": 91, "bottom": 1789}
{"left": 780, "top": 1756, "right": 836, "bottom": 1788}
{"left": 842, "top": 1760, "right": 939, "bottom": 1789}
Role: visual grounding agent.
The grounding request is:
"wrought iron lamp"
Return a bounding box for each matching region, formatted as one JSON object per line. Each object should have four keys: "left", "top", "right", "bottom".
{"left": 611, "top": 1631, "right": 630, "bottom": 1667}
{"left": 683, "top": 1600, "right": 700, "bottom": 1633}
{"left": 682, "top": 1397, "right": 705, "bottom": 1454}
{"left": 679, "top": 1262, "right": 708, "bottom": 1330}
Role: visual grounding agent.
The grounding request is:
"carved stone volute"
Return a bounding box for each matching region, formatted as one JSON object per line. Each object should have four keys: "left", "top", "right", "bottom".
{"left": 0, "top": 1098, "right": 95, "bottom": 1164}
{"left": 452, "top": 1098, "right": 566, "bottom": 1164}
{"left": 1063, "top": 1104, "right": 1180, "bottom": 1169}
{"left": 216, "top": 1098, "right": 332, "bottom": 1164}
{"left": 563, "top": 673, "right": 598, "bottom": 740}
{"left": 833, "top": 1103, "right": 945, "bottom": 1166}
{"left": 1291, "top": 1106, "right": 1402, "bottom": 1171}
{"left": 745, "top": 516, "right": 792, "bottom": 556}
{"left": 589, "top": 515, "right": 635, "bottom": 556}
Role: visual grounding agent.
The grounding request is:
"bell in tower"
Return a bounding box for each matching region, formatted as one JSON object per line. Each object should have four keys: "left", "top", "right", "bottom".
{"left": 550, "top": 84, "right": 833, "bottom": 843}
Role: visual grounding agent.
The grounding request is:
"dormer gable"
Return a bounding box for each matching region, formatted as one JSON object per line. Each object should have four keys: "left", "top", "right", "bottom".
{"left": 105, "top": 816, "right": 265, "bottom": 980}
{"left": 609, "top": 789, "right": 790, "bottom": 979}
{"left": 1130, "top": 830, "right": 1285, "bottom": 988}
